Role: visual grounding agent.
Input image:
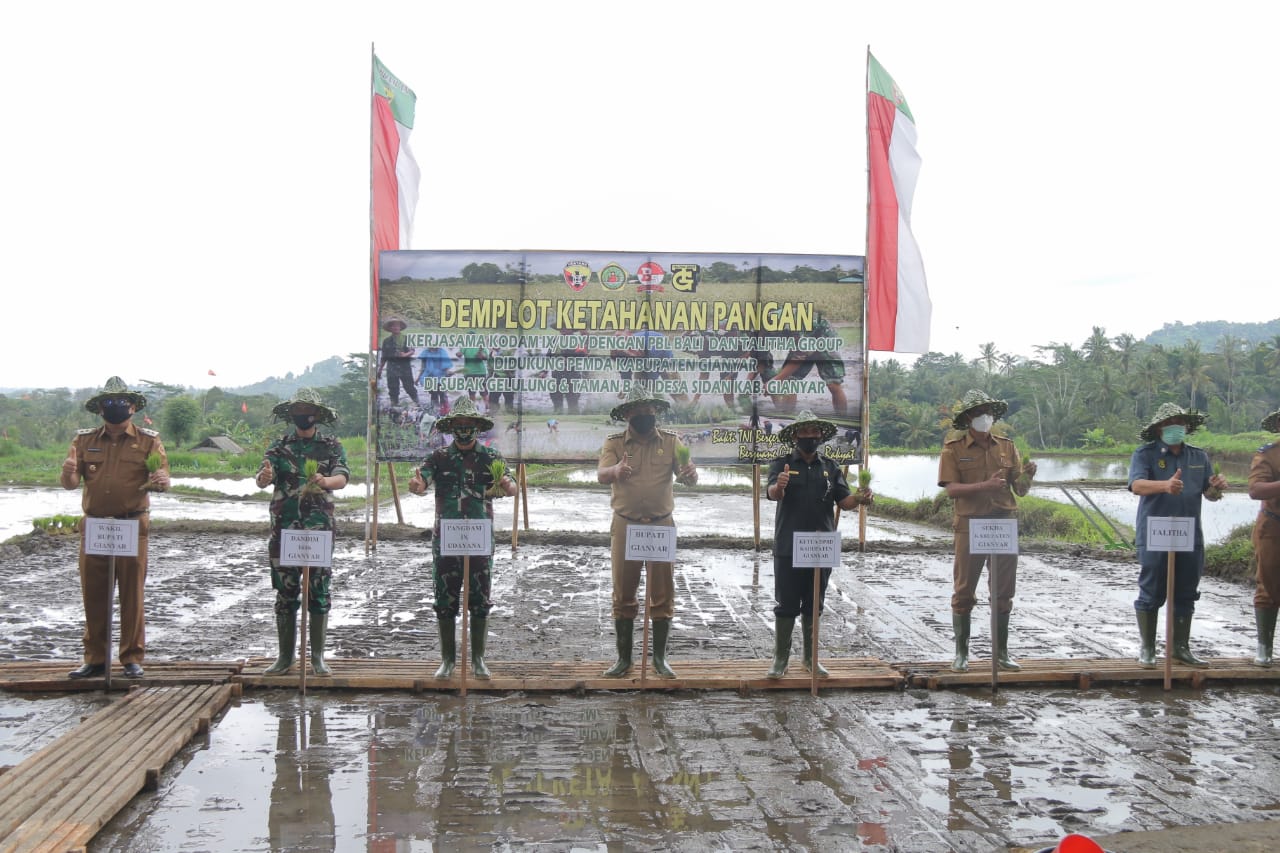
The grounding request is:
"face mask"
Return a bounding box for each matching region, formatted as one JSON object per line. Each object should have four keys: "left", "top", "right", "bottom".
{"left": 630, "top": 414, "right": 657, "bottom": 434}
{"left": 1160, "top": 425, "right": 1186, "bottom": 445}
{"left": 293, "top": 413, "right": 316, "bottom": 430}
{"left": 453, "top": 427, "right": 477, "bottom": 444}
{"left": 795, "top": 437, "right": 821, "bottom": 454}
{"left": 969, "top": 414, "right": 995, "bottom": 433}
{"left": 100, "top": 400, "right": 132, "bottom": 425}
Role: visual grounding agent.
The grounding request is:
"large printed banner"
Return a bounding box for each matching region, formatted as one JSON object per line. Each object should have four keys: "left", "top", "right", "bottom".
{"left": 376, "top": 251, "right": 864, "bottom": 466}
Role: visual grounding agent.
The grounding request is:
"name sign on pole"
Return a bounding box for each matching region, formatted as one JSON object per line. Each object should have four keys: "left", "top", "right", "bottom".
{"left": 625, "top": 525, "right": 677, "bottom": 563}
{"left": 281, "top": 530, "right": 334, "bottom": 568}
{"left": 791, "top": 532, "right": 842, "bottom": 568}
{"left": 84, "top": 518, "right": 140, "bottom": 557}
{"left": 440, "top": 519, "right": 494, "bottom": 556}
{"left": 1146, "top": 517, "right": 1195, "bottom": 552}
{"left": 968, "top": 518, "right": 1019, "bottom": 554}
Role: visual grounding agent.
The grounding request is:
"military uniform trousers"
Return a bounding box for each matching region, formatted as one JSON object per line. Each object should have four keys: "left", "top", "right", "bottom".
{"left": 610, "top": 513, "right": 676, "bottom": 620}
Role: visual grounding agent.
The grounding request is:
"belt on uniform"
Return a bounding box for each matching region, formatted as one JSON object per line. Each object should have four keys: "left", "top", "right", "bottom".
{"left": 109, "top": 510, "right": 149, "bottom": 519}
{"left": 1265, "top": 508, "right": 1280, "bottom": 524}
{"left": 616, "top": 511, "right": 671, "bottom": 524}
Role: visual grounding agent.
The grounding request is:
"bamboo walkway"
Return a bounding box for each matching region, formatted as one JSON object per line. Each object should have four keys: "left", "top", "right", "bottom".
{"left": 901, "top": 656, "right": 1277, "bottom": 690}
{"left": 0, "top": 683, "right": 236, "bottom": 853}
{"left": 0, "top": 660, "right": 244, "bottom": 693}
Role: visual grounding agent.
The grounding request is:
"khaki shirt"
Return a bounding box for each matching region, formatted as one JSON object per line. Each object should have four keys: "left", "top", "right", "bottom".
{"left": 598, "top": 427, "right": 685, "bottom": 521}
{"left": 1249, "top": 441, "right": 1280, "bottom": 517}
{"left": 72, "top": 422, "right": 168, "bottom": 518}
{"left": 938, "top": 431, "right": 1022, "bottom": 518}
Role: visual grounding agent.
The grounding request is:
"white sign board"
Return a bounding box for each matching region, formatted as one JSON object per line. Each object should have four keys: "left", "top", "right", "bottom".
{"left": 625, "top": 524, "right": 677, "bottom": 562}
{"left": 792, "top": 531, "right": 842, "bottom": 568}
{"left": 439, "top": 519, "right": 493, "bottom": 556}
{"left": 968, "top": 518, "right": 1019, "bottom": 555}
{"left": 1146, "top": 516, "right": 1195, "bottom": 552}
{"left": 84, "top": 518, "right": 139, "bottom": 556}
{"left": 280, "top": 529, "right": 334, "bottom": 567}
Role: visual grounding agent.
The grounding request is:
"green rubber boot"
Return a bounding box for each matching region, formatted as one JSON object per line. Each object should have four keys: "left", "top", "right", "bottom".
{"left": 308, "top": 612, "right": 332, "bottom": 677}
{"left": 602, "top": 618, "right": 634, "bottom": 678}
{"left": 996, "top": 611, "right": 1021, "bottom": 671}
{"left": 264, "top": 608, "right": 298, "bottom": 675}
{"left": 470, "top": 616, "right": 491, "bottom": 680}
{"left": 1172, "top": 614, "right": 1208, "bottom": 667}
{"left": 767, "top": 615, "right": 795, "bottom": 679}
{"left": 1254, "top": 608, "right": 1276, "bottom": 667}
{"left": 801, "top": 613, "right": 829, "bottom": 678}
{"left": 1136, "top": 609, "right": 1158, "bottom": 668}
{"left": 434, "top": 616, "right": 457, "bottom": 680}
{"left": 951, "top": 612, "right": 971, "bottom": 673}
{"left": 651, "top": 618, "right": 677, "bottom": 679}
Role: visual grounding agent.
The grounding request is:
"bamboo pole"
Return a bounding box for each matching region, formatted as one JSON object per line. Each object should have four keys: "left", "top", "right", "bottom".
{"left": 1165, "top": 551, "right": 1175, "bottom": 690}
{"left": 387, "top": 463, "right": 404, "bottom": 524}
{"left": 299, "top": 566, "right": 309, "bottom": 696}
{"left": 460, "top": 556, "right": 470, "bottom": 698}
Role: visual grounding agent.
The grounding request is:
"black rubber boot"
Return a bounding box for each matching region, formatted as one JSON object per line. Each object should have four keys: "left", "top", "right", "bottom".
{"left": 309, "top": 612, "right": 332, "bottom": 677}
{"left": 996, "top": 611, "right": 1021, "bottom": 671}
{"left": 1136, "top": 609, "right": 1158, "bottom": 668}
{"left": 602, "top": 618, "right": 634, "bottom": 678}
{"left": 801, "top": 614, "right": 829, "bottom": 678}
{"left": 264, "top": 608, "right": 298, "bottom": 675}
{"left": 470, "top": 616, "right": 491, "bottom": 680}
{"left": 767, "top": 615, "right": 795, "bottom": 679}
{"left": 951, "top": 612, "right": 970, "bottom": 673}
{"left": 1172, "top": 614, "right": 1208, "bottom": 667}
{"left": 434, "top": 616, "right": 457, "bottom": 680}
{"left": 1255, "top": 608, "right": 1277, "bottom": 667}
{"left": 651, "top": 618, "right": 677, "bottom": 679}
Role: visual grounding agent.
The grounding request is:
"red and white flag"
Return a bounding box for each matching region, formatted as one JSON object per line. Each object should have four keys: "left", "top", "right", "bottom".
{"left": 866, "top": 53, "right": 930, "bottom": 353}
{"left": 371, "top": 54, "right": 420, "bottom": 346}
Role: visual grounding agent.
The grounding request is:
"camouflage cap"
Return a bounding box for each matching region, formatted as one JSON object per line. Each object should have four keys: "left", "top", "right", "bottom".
{"left": 951, "top": 389, "right": 1008, "bottom": 430}
{"left": 84, "top": 376, "right": 147, "bottom": 414}
{"left": 777, "top": 410, "right": 839, "bottom": 445}
{"left": 435, "top": 395, "right": 494, "bottom": 434}
{"left": 1139, "top": 402, "right": 1207, "bottom": 442}
{"left": 610, "top": 382, "right": 671, "bottom": 423}
{"left": 382, "top": 316, "right": 408, "bottom": 333}
{"left": 1263, "top": 409, "right": 1280, "bottom": 434}
{"left": 271, "top": 388, "right": 338, "bottom": 424}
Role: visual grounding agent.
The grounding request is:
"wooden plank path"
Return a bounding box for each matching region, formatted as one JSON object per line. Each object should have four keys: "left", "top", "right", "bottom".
{"left": 0, "top": 660, "right": 244, "bottom": 693}
{"left": 901, "top": 657, "right": 1280, "bottom": 690}
{"left": 0, "top": 683, "right": 236, "bottom": 853}
{"left": 236, "top": 656, "right": 907, "bottom": 692}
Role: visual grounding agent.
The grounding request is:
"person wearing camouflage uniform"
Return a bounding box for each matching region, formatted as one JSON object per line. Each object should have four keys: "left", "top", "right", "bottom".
{"left": 256, "top": 389, "right": 350, "bottom": 676}
{"left": 1249, "top": 409, "right": 1280, "bottom": 667}
{"left": 765, "top": 312, "right": 848, "bottom": 416}
{"left": 59, "top": 377, "right": 170, "bottom": 679}
{"left": 409, "top": 396, "right": 516, "bottom": 680}
{"left": 377, "top": 317, "right": 420, "bottom": 407}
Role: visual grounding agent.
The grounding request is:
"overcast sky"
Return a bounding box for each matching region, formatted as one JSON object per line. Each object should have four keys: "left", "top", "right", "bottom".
{"left": 2, "top": 1, "right": 1275, "bottom": 392}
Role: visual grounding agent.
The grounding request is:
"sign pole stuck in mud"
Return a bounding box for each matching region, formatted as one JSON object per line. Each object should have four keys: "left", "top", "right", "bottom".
{"left": 281, "top": 529, "right": 334, "bottom": 696}
{"left": 84, "top": 518, "right": 140, "bottom": 692}
{"left": 441, "top": 519, "right": 493, "bottom": 698}
{"left": 793, "top": 531, "right": 841, "bottom": 696}
{"left": 969, "top": 518, "right": 1019, "bottom": 693}
{"left": 1147, "top": 517, "right": 1195, "bottom": 690}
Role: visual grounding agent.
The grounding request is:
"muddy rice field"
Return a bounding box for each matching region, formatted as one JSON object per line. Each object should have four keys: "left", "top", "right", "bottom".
{"left": 0, "top": 485, "right": 1278, "bottom": 852}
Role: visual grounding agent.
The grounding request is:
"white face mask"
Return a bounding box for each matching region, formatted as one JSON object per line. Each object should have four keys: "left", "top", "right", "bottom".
{"left": 969, "top": 414, "right": 995, "bottom": 433}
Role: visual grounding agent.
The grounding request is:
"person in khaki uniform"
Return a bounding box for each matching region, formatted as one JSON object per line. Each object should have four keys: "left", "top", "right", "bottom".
{"left": 1248, "top": 408, "right": 1280, "bottom": 666}
{"left": 59, "top": 376, "right": 170, "bottom": 679}
{"left": 937, "top": 390, "right": 1035, "bottom": 673}
{"left": 597, "top": 384, "right": 697, "bottom": 678}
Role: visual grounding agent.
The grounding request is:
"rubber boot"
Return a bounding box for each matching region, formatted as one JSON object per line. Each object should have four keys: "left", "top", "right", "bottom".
{"left": 602, "top": 618, "right": 634, "bottom": 678}
{"left": 767, "top": 615, "right": 795, "bottom": 679}
{"left": 470, "top": 616, "right": 491, "bottom": 680}
{"left": 309, "top": 612, "right": 332, "bottom": 677}
{"left": 951, "top": 613, "right": 970, "bottom": 673}
{"left": 1136, "top": 609, "right": 1158, "bottom": 668}
{"left": 1172, "top": 614, "right": 1208, "bottom": 667}
{"left": 996, "top": 611, "right": 1021, "bottom": 671}
{"left": 651, "top": 618, "right": 677, "bottom": 679}
{"left": 1254, "top": 608, "right": 1276, "bottom": 667}
{"left": 264, "top": 608, "right": 298, "bottom": 674}
{"left": 434, "top": 616, "right": 457, "bottom": 680}
{"left": 801, "top": 614, "right": 829, "bottom": 678}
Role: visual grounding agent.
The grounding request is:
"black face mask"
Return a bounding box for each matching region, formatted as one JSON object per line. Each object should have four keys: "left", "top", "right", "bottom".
{"left": 796, "top": 437, "right": 821, "bottom": 454}
{"left": 630, "top": 414, "right": 657, "bottom": 434}
{"left": 293, "top": 414, "right": 316, "bottom": 430}
{"left": 453, "top": 427, "right": 477, "bottom": 444}
{"left": 100, "top": 401, "right": 133, "bottom": 425}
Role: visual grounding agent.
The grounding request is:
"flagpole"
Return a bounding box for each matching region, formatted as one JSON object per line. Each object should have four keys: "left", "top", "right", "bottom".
{"left": 365, "top": 42, "right": 378, "bottom": 551}
{"left": 860, "top": 46, "right": 873, "bottom": 553}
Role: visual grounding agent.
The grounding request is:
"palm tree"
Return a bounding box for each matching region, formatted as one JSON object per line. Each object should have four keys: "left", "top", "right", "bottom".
{"left": 1112, "top": 333, "right": 1138, "bottom": 375}
{"left": 1178, "top": 341, "right": 1214, "bottom": 409}
{"left": 1082, "top": 326, "right": 1112, "bottom": 366}
{"left": 978, "top": 342, "right": 998, "bottom": 376}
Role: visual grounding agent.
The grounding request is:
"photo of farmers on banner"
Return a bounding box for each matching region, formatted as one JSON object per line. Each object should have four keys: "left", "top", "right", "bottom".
{"left": 375, "top": 251, "right": 865, "bottom": 466}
